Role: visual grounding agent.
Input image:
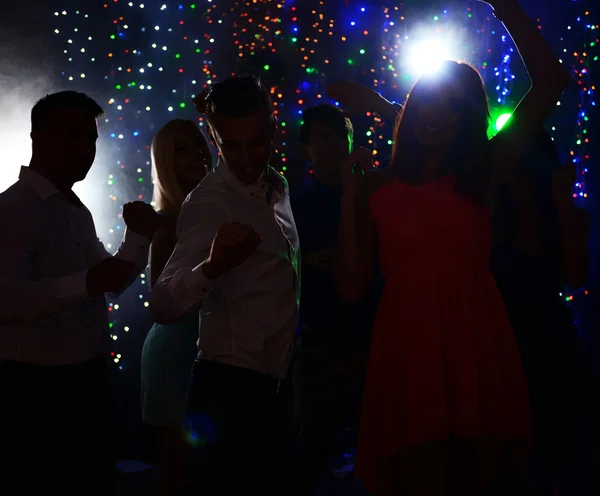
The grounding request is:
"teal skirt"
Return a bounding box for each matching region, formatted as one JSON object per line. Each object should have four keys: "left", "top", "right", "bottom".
{"left": 141, "top": 313, "right": 199, "bottom": 429}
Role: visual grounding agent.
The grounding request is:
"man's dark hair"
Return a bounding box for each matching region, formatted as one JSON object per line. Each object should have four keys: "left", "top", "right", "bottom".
{"left": 205, "top": 75, "right": 274, "bottom": 121}
{"left": 31, "top": 91, "right": 104, "bottom": 132}
{"left": 300, "top": 104, "right": 354, "bottom": 145}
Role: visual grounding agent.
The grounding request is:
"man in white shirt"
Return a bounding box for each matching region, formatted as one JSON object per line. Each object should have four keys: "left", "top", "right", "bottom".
{"left": 150, "top": 76, "right": 300, "bottom": 495}
{"left": 0, "top": 91, "right": 158, "bottom": 494}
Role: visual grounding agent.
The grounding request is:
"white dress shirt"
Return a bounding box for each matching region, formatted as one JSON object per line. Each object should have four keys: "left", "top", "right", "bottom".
{"left": 150, "top": 162, "right": 300, "bottom": 379}
{"left": 0, "top": 166, "right": 150, "bottom": 365}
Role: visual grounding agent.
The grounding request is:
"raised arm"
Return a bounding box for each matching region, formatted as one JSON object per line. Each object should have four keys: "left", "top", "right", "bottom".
{"left": 333, "top": 148, "right": 379, "bottom": 303}
{"left": 326, "top": 81, "right": 401, "bottom": 123}
{"left": 90, "top": 201, "right": 156, "bottom": 298}
{"left": 149, "top": 194, "right": 261, "bottom": 325}
{"left": 486, "top": 0, "right": 569, "bottom": 161}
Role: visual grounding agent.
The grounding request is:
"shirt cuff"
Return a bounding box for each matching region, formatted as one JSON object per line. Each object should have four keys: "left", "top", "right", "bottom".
{"left": 57, "top": 270, "right": 91, "bottom": 302}
{"left": 171, "top": 262, "right": 219, "bottom": 304}
{"left": 117, "top": 227, "right": 150, "bottom": 263}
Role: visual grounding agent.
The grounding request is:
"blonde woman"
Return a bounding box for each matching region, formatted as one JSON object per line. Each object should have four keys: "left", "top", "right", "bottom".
{"left": 141, "top": 119, "right": 212, "bottom": 495}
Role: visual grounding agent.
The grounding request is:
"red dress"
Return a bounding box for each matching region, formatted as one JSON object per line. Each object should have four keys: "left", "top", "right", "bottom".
{"left": 355, "top": 175, "right": 531, "bottom": 493}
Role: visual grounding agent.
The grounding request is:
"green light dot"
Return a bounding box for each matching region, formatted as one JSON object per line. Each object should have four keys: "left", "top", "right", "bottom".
{"left": 264, "top": 64, "right": 270, "bottom": 70}
{"left": 175, "top": 53, "right": 181, "bottom": 59}
{"left": 387, "top": 140, "right": 393, "bottom": 145}
{"left": 292, "top": 37, "right": 297, "bottom": 42}
{"left": 110, "top": 34, "right": 116, "bottom": 40}
{"left": 281, "top": 122, "right": 286, "bottom": 127}
{"left": 180, "top": 102, "right": 186, "bottom": 108}
{"left": 348, "top": 59, "right": 354, "bottom": 65}
{"left": 434, "top": 16, "right": 439, "bottom": 21}
{"left": 115, "top": 85, "right": 122, "bottom": 90}
{"left": 366, "top": 131, "right": 372, "bottom": 136}
{"left": 191, "top": 4, "right": 196, "bottom": 8}
{"left": 196, "top": 48, "right": 200, "bottom": 53}
{"left": 138, "top": 178, "right": 144, "bottom": 182}
{"left": 282, "top": 166, "right": 287, "bottom": 171}
{"left": 360, "top": 49, "right": 365, "bottom": 54}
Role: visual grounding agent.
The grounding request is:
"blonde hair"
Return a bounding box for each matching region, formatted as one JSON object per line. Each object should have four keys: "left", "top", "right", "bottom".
{"left": 151, "top": 119, "right": 211, "bottom": 214}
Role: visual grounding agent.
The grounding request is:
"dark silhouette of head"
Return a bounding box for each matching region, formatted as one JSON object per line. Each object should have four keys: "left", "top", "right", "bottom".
{"left": 391, "top": 61, "right": 490, "bottom": 203}
{"left": 204, "top": 76, "right": 276, "bottom": 184}
{"left": 30, "top": 91, "right": 104, "bottom": 188}
{"left": 300, "top": 104, "right": 353, "bottom": 176}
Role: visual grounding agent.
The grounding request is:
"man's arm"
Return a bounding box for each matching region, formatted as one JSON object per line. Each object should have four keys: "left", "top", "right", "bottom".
{"left": 93, "top": 227, "right": 150, "bottom": 298}
{"left": 149, "top": 195, "right": 227, "bottom": 325}
{"left": 89, "top": 205, "right": 151, "bottom": 298}
{"left": 0, "top": 209, "right": 89, "bottom": 326}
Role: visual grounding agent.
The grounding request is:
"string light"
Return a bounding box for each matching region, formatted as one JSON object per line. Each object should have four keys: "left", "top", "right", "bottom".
{"left": 54, "top": 2, "right": 595, "bottom": 367}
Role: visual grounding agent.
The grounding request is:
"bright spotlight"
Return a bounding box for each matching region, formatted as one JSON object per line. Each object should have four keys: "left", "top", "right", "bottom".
{"left": 496, "top": 113, "right": 512, "bottom": 131}
{"left": 408, "top": 39, "right": 452, "bottom": 76}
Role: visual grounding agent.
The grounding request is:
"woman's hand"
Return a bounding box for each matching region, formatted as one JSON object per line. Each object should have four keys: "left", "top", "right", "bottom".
{"left": 341, "top": 147, "right": 374, "bottom": 198}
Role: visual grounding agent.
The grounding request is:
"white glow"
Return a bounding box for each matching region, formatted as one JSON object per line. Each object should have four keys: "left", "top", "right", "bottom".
{"left": 408, "top": 39, "right": 452, "bottom": 76}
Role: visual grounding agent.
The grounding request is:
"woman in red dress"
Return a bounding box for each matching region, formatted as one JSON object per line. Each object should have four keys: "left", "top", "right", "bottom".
{"left": 333, "top": 1, "right": 569, "bottom": 495}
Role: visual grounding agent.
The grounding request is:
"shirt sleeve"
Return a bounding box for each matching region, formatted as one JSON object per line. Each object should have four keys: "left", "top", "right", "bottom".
{"left": 90, "top": 209, "right": 150, "bottom": 299}
{"left": 149, "top": 191, "right": 228, "bottom": 325}
{"left": 0, "top": 205, "right": 89, "bottom": 326}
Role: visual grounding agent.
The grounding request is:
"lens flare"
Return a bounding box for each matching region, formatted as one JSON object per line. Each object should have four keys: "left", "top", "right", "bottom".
{"left": 408, "top": 40, "right": 452, "bottom": 76}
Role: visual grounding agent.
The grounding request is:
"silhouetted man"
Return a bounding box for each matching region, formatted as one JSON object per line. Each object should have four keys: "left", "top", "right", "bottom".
{"left": 151, "top": 77, "right": 299, "bottom": 495}
{"left": 0, "top": 91, "right": 159, "bottom": 495}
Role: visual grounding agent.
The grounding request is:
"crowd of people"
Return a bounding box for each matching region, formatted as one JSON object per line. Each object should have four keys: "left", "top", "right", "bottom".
{"left": 0, "top": 0, "right": 592, "bottom": 495}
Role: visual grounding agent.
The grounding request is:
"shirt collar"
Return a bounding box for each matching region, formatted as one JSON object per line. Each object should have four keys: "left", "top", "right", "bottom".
{"left": 215, "top": 160, "right": 269, "bottom": 201}
{"left": 19, "top": 166, "right": 83, "bottom": 207}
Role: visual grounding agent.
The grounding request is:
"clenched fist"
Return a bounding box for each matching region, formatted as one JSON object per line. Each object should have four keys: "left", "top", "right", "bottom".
{"left": 202, "top": 222, "right": 262, "bottom": 280}
{"left": 123, "top": 201, "right": 160, "bottom": 239}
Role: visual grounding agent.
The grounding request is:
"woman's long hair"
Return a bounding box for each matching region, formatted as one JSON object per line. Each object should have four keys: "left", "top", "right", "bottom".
{"left": 391, "top": 61, "right": 491, "bottom": 204}
{"left": 151, "top": 119, "right": 211, "bottom": 214}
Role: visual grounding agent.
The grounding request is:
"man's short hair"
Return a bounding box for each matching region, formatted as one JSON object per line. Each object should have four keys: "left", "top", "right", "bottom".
{"left": 300, "top": 104, "right": 354, "bottom": 145}
{"left": 31, "top": 91, "right": 104, "bottom": 132}
{"left": 204, "top": 76, "right": 274, "bottom": 122}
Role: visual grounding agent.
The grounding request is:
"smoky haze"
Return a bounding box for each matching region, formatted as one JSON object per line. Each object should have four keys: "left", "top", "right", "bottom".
{"left": 0, "top": 26, "right": 59, "bottom": 193}
{"left": 0, "top": 9, "right": 134, "bottom": 237}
